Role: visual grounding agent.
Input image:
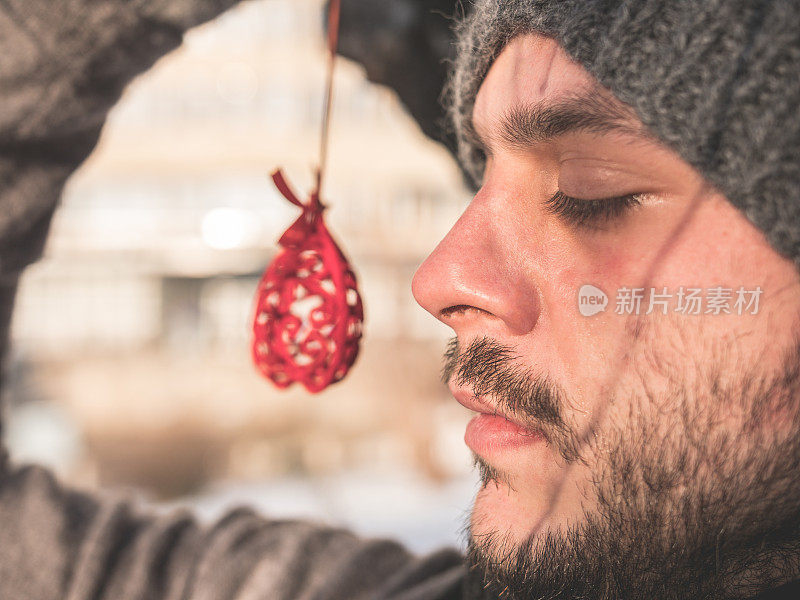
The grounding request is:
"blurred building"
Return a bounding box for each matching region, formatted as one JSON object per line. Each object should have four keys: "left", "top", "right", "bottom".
{"left": 4, "top": 0, "right": 474, "bottom": 549}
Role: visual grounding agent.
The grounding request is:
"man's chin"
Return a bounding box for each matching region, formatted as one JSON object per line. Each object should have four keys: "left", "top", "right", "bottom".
{"left": 470, "top": 478, "right": 552, "bottom": 555}
{"left": 465, "top": 484, "right": 586, "bottom": 600}
{"left": 469, "top": 454, "right": 588, "bottom": 557}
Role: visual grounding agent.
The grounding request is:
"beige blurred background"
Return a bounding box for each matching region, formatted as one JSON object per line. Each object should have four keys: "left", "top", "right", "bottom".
{"left": 2, "top": 0, "right": 476, "bottom": 553}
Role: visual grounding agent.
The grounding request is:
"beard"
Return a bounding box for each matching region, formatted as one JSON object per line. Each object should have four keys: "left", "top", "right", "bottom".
{"left": 445, "top": 337, "right": 800, "bottom": 600}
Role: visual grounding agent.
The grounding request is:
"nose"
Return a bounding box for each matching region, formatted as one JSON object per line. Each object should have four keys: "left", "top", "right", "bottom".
{"left": 412, "top": 190, "right": 541, "bottom": 337}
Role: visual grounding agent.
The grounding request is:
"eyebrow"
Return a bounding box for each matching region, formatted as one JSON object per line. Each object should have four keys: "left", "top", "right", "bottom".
{"left": 471, "top": 91, "right": 651, "bottom": 154}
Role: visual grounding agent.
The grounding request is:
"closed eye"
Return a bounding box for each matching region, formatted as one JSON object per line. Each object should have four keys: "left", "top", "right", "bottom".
{"left": 543, "top": 190, "right": 642, "bottom": 229}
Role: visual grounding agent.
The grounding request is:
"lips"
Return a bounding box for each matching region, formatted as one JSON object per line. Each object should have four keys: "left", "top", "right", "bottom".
{"left": 451, "top": 386, "right": 546, "bottom": 455}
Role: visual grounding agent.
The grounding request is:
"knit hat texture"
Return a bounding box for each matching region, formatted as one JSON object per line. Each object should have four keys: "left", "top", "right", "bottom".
{"left": 447, "top": 0, "right": 800, "bottom": 264}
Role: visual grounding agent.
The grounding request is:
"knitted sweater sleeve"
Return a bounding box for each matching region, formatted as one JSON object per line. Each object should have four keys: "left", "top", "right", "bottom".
{"left": 0, "top": 463, "right": 464, "bottom": 600}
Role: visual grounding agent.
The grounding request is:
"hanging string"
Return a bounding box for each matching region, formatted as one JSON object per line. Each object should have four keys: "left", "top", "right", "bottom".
{"left": 315, "top": 0, "right": 341, "bottom": 197}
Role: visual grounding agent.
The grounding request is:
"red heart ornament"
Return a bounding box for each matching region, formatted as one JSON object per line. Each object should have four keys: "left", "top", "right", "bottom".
{"left": 251, "top": 169, "right": 363, "bottom": 393}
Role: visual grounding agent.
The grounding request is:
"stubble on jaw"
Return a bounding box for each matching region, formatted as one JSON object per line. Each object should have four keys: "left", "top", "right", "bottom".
{"left": 457, "top": 326, "right": 800, "bottom": 600}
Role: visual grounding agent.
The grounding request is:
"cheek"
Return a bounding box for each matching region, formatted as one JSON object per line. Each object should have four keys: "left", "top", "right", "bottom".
{"left": 536, "top": 193, "right": 800, "bottom": 427}
{"left": 640, "top": 196, "right": 800, "bottom": 368}
{"left": 618, "top": 192, "right": 794, "bottom": 292}
{"left": 528, "top": 259, "right": 626, "bottom": 417}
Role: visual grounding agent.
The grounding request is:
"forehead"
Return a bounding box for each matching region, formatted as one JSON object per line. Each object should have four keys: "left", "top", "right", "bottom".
{"left": 473, "top": 33, "right": 604, "bottom": 127}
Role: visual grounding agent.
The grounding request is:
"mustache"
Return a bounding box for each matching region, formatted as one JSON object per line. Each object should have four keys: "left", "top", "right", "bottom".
{"left": 441, "top": 336, "right": 568, "bottom": 435}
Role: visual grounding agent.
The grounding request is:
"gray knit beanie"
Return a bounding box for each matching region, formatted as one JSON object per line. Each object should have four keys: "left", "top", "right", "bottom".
{"left": 447, "top": 0, "right": 800, "bottom": 264}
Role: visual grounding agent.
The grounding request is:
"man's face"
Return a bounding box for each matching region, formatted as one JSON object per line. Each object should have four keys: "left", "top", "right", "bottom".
{"left": 413, "top": 34, "right": 800, "bottom": 598}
